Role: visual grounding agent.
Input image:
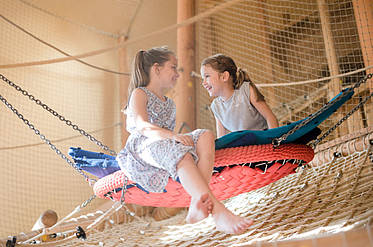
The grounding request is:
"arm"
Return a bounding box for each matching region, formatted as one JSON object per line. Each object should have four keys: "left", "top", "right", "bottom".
{"left": 215, "top": 117, "right": 230, "bottom": 138}
{"left": 130, "top": 89, "right": 193, "bottom": 145}
{"left": 249, "top": 85, "right": 279, "bottom": 129}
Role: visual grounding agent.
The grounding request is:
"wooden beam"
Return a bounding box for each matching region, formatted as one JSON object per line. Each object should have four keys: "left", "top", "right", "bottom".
{"left": 352, "top": 0, "right": 373, "bottom": 126}
{"left": 176, "top": 0, "right": 195, "bottom": 132}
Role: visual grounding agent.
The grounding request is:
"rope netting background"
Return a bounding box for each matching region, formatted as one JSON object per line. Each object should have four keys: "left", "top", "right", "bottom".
{"left": 1, "top": 0, "right": 373, "bottom": 245}
{"left": 195, "top": 0, "right": 373, "bottom": 140}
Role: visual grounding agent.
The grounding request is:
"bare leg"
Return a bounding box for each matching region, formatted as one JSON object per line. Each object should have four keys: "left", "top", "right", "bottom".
{"left": 178, "top": 154, "right": 213, "bottom": 224}
{"left": 195, "top": 130, "right": 215, "bottom": 182}
{"left": 177, "top": 154, "right": 253, "bottom": 234}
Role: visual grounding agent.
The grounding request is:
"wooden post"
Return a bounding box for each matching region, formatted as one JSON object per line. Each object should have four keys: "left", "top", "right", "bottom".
{"left": 352, "top": 0, "right": 373, "bottom": 76}
{"left": 317, "top": 0, "right": 347, "bottom": 137}
{"left": 118, "top": 35, "right": 130, "bottom": 146}
{"left": 176, "top": 0, "right": 195, "bottom": 132}
{"left": 352, "top": 0, "right": 373, "bottom": 126}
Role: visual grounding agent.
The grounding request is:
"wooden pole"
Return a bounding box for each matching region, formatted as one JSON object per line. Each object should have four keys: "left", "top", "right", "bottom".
{"left": 176, "top": 0, "right": 195, "bottom": 132}
{"left": 317, "top": 0, "right": 347, "bottom": 137}
{"left": 352, "top": 0, "right": 373, "bottom": 126}
{"left": 352, "top": 0, "right": 373, "bottom": 76}
{"left": 118, "top": 35, "right": 130, "bottom": 146}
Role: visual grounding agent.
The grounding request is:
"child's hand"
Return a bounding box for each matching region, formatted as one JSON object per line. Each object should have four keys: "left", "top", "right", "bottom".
{"left": 173, "top": 134, "right": 194, "bottom": 146}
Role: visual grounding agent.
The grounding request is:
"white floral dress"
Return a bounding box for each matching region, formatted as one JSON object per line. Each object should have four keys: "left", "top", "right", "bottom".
{"left": 116, "top": 87, "right": 206, "bottom": 193}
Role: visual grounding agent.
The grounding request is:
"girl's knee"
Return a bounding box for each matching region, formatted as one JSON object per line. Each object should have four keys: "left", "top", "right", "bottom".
{"left": 201, "top": 129, "right": 215, "bottom": 141}
{"left": 179, "top": 153, "right": 194, "bottom": 165}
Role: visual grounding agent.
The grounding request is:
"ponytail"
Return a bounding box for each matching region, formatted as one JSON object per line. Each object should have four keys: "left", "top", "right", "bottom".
{"left": 124, "top": 46, "right": 174, "bottom": 111}
{"left": 235, "top": 67, "right": 251, "bottom": 89}
{"left": 236, "top": 67, "right": 264, "bottom": 101}
{"left": 126, "top": 50, "right": 148, "bottom": 110}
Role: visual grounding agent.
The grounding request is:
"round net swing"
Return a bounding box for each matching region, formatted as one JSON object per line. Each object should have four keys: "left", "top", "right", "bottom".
{"left": 1, "top": 0, "right": 373, "bottom": 246}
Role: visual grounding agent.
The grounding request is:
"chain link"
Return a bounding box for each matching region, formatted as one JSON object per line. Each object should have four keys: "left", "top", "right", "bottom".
{"left": 310, "top": 86, "right": 373, "bottom": 148}
{"left": 120, "top": 176, "right": 129, "bottom": 205}
{"left": 1, "top": 74, "right": 131, "bottom": 206}
{"left": 0, "top": 94, "right": 96, "bottom": 184}
{"left": 272, "top": 73, "right": 373, "bottom": 148}
{"left": 0, "top": 74, "right": 117, "bottom": 156}
{"left": 81, "top": 194, "right": 97, "bottom": 208}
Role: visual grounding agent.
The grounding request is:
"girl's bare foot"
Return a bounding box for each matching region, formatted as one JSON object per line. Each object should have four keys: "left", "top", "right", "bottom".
{"left": 212, "top": 203, "right": 253, "bottom": 234}
{"left": 186, "top": 193, "right": 213, "bottom": 224}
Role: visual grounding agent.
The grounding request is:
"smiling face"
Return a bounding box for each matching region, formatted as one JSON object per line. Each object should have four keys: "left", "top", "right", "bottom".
{"left": 157, "top": 55, "right": 179, "bottom": 89}
{"left": 200, "top": 64, "right": 225, "bottom": 97}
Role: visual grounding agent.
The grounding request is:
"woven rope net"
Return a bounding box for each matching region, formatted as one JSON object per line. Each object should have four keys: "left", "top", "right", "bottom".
{"left": 14, "top": 127, "right": 371, "bottom": 247}
{"left": 1, "top": 0, "right": 373, "bottom": 246}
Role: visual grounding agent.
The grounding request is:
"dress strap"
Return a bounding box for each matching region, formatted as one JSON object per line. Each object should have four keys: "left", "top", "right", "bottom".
{"left": 139, "top": 87, "right": 168, "bottom": 102}
{"left": 139, "top": 87, "right": 153, "bottom": 98}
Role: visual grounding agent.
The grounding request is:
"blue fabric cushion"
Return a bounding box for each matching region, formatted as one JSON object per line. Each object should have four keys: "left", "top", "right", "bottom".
{"left": 68, "top": 147, "right": 120, "bottom": 178}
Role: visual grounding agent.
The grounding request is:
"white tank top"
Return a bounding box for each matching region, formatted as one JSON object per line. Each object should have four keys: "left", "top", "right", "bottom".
{"left": 210, "top": 81, "right": 268, "bottom": 132}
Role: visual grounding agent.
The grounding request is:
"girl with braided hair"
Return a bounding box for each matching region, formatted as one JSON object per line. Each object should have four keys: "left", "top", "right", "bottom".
{"left": 201, "top": 54, "right": 279, "bottom": 138}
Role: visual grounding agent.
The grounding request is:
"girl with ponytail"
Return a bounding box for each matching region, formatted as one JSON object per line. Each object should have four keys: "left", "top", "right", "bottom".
{"left": 201, "top": 54, "right": 279, "bottom": 138}
{"left": 117, "top": 47, "right": 253, "bottom": 234}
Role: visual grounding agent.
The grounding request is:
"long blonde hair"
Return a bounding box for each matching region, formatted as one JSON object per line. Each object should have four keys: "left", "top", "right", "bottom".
{"left": 126, "top": 46, "right": 174, "bottom": 109}
{"left": 201, "top": 54, "right": 264, "bottom": 101}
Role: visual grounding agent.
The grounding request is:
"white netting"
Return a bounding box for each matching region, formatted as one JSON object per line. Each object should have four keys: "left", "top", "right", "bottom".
{"left": 0, "top": 0, "right": 373, "bottom": 245}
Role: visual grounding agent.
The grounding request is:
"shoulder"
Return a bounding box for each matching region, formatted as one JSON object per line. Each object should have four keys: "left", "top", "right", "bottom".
{"left": 241, "top": 81, "right": 259, "bottom": 95}
{"left": 132, "top": 87, "right": 147, "bottom": 98}
{"left": 211, "top": 98, "right": 225, "bottom": 115}
{"left": 237, "top": 81, "right": 251, "bottom": 99}
{"left": 211, "top": 98, "right": 220, "bottom": 109}
{"left": 130, "top": 88, "right": 148, "bottom": 106}
{"left": 240, "top": 81, "right": 251, "bottom": 91}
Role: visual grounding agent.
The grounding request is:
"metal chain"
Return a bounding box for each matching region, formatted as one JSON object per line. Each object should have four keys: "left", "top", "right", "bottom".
{"left": 0, "top": 94, "right": 96, "bottom": 185}
{"left": 272, "top": 73, "right": 373, "bottom": 148}
{"left": 120, "top": 175, "right": 129, "bottom": 205}
{"left": 1, "top": 74, "right": 132, "bottom": 206}
{"left": 0, "top": 74, "right": 116, "bottom": 156}
{"left": 81, "top": 194, "right": 97, "bottom": 208}
{"left": 310, "top": 87, "right": 373, "bottom": 148}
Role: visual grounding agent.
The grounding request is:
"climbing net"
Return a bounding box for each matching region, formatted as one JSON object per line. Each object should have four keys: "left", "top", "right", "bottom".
{"left": 0, "top": 0, "right": 372, "bottom": 245}
{"left": 7, "top": 128, "right": 372, "bottom": 247}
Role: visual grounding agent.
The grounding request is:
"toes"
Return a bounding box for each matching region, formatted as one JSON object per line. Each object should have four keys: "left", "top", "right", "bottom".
{"left": 200, "top": 193, "right": 209, "bottom": 203}
{"left": 245, "top": 219, "right": 253, "bottom": 227}
{"left": 201, "top": 194, "right": 213, "bottom": 214}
